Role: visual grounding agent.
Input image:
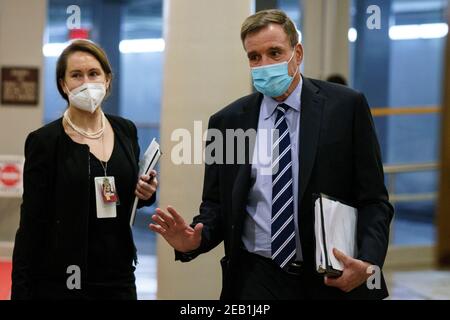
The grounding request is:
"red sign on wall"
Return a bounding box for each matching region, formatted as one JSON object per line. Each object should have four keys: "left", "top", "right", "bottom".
{"left": 69, "top": 28, "right": 90, "bottom": 40}
{"left": 0, "top": 156, "right": 24, "bottom": 197}
{"left": 0, "top": 165, "right": 20, "bottom": 187}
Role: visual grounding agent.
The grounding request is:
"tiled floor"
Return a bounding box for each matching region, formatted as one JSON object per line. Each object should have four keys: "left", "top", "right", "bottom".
{"left": 2, "top": 216, "right": 448, "bottom": 300}
{"left": 2, "top": 255, "right": 450, "bottom": 300}
{"left": 135, "top": 255, "right": 157, "bottom": 300}
{"left": 133, "top": 254, "right": 450, "bottom": 300}
{"left": 386, "top": 270, "right": 450, "bottom": 300}
{"left": 0, "top": 257, "right": 157, "bottom": 301}
{"left": 133, "top": 218, "right": 447, "bottom": 300}
{"left": 134, "top": 223, "right": 158, "bottom": 300}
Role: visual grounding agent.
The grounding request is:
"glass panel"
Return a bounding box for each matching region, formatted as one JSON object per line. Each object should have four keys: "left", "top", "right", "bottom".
{"left": 119, "top": 0, "right": 163, "bottom": 235}
{"left": 350, "top": 0, "right": 447, "bottom": 246}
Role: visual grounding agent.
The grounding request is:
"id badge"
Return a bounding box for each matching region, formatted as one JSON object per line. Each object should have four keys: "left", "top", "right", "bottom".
{"left": 101, "top": 177, "right": 118, "bottom": 203}
{"left": 94, "top": 176, "right": 118, "bottom": 218}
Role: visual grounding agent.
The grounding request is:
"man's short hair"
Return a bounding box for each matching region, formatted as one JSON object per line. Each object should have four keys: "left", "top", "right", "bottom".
{"left": 240, "top": 9, "right": 299, "bottom": 48}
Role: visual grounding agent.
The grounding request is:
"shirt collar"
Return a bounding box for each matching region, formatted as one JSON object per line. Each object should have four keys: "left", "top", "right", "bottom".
{"left": 262, "top": 74, "right": 303, "bottom": 120}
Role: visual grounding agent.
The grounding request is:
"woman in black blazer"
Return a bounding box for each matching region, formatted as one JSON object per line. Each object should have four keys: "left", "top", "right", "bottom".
{"left": 11, "top": 39, "right": 158, "bottom": 300}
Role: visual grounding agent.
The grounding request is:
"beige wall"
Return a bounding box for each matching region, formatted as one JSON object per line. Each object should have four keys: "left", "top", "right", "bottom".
{"left": 0, "top": 0, "right": 46, "bottom": 246}
{"left": 157, "top": 0, "right": 252, "bottom": 299}
{"left": 302, "top": 0, "right": 350, "bottom": 81}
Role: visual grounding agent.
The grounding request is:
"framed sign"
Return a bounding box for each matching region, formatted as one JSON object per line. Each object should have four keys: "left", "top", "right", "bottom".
{"left": 1, "top": 67, "right": 39, "bottom": 106}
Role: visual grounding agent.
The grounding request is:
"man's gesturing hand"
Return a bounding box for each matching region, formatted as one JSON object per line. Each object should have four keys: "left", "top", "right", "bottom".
{"left": 149, "top": 205, "right": 203, "bottom": 253}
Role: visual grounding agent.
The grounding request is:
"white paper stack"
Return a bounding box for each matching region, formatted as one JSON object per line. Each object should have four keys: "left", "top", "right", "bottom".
{"left": 130, "top": 138, "right": 161, "bottom": 227}
{"left": 314, "top": 194, "right": 357, "bottom": 276}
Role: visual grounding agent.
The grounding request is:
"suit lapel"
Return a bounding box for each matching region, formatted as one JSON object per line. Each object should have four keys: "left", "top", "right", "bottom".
{"left": 299, "top": 77, "right": 324, "bottom": 204}
{"left": 230, "top": 80, "right": 325, "bottom": 221}
{"left": 231, "top": 93, "right": 263, "bottom": 224}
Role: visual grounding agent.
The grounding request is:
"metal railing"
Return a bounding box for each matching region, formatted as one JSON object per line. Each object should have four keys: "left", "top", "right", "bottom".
{"left": 370, "top": 106, "right": 441, "bottom": 204}
{"left": 371, "top": 106, "right": 441, "bottom": 117}
{"left": 384, "top": 162, "right": 440, "bottom": 204}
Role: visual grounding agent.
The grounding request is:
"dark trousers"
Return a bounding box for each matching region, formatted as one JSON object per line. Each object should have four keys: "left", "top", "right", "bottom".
{"left": 232, "top": 249, "right": 346, "bottom": 300}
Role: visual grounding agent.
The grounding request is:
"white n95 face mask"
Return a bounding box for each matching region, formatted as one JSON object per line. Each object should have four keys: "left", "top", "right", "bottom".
{"left": 66, "top": 82, "right": 106, "bottom": 113}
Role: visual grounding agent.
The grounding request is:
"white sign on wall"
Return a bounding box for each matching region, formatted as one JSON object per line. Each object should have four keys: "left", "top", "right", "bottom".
{"left": 0, "top": 155, "right": 24, "bottom": 197}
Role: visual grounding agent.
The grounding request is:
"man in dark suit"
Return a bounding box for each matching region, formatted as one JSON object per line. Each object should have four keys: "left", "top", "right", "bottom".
{"left": 150, "top": 9, "right": 393, "bottom": 300}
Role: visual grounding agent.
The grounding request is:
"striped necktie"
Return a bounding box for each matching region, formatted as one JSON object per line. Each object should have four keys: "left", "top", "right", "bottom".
{"left": 271, "top": 103, "right": 296, "bottom": 269}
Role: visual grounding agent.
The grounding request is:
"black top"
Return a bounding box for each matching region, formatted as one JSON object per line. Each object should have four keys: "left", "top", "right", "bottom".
{"left": 87, "top": 136, "right": 136, "bottom": 287}
{"left": 11, "top": 114, "right": 156, "bottom": 300}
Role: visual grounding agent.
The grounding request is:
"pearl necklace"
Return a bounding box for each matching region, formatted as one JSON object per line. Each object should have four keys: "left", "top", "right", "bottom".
{"left": 63, "top": 109, "right": 106, "bottom": 139}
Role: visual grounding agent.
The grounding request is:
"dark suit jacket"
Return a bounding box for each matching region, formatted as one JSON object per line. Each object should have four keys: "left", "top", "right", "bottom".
{"left": 176, "top": 77, "right": 394, "bottom": 300}
{"left": 11, "top": 114, "right": 155, "bottom": 300}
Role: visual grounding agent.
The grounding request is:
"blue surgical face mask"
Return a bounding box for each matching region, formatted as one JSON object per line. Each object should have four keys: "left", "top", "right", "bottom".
{"left": 251, "top": 49, "right": 298, "bottom": 97}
